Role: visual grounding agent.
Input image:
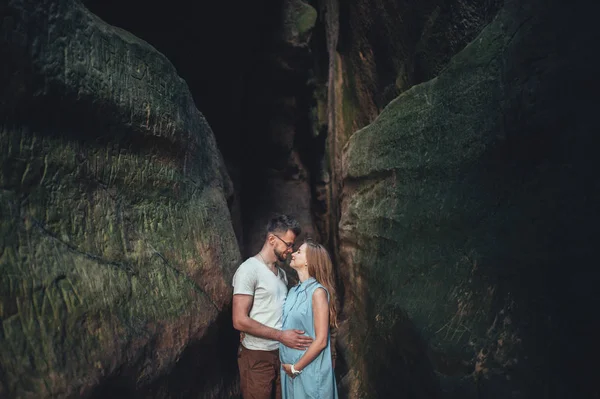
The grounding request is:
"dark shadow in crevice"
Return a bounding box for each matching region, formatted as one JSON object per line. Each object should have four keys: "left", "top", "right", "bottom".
{"left": 88, "top": 308, "right": 240, "bottom": 399}
{"left": 362, "top": 286, "right": 441, "bottom": 399}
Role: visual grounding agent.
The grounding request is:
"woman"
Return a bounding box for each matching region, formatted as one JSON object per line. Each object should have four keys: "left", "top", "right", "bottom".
{"left": 280, "top": 241, "right": 338, "bottom": 398}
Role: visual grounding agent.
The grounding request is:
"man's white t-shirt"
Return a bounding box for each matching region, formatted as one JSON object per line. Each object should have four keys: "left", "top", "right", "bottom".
{"left": 232, "top": 257, "right": 288, "bottom": 351}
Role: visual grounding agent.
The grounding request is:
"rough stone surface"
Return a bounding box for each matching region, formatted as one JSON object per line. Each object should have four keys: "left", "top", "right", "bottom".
{"left": 334, "top": 0, "right": 502, "bottom": 133}
{"left": 282, "top": 0, "right": 318, "bottom": 47}
{"left": 85, "top": 0, "right": 325, "bottom": 259}
{"left": 0, "top": 0, "right": 240, "bottom": 397}
{"left": 83, "top": 0, "right": 284, "bottom": 255}
{"left": 312, "top": 0, "right": 502, "bottom": 281}
{"left": 339, "top": 0, "right": 599, "bottom": 397}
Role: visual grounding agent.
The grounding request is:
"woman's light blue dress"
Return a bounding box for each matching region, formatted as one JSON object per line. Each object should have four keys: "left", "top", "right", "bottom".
{"left": 279, "top": 277, "right": 338, "bottom": 398}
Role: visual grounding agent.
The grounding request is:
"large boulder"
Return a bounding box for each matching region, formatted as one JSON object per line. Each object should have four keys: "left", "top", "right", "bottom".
{"left": 339, "top": 0, "right": 599, "bottom": 397}
{"left": 0, "top": 0, "right": 240, "bottom": 397}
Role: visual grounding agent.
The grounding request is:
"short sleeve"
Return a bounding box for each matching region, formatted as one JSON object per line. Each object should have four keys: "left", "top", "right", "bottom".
{"left": 232, "top": 262, "right": 257, "bottom": 296}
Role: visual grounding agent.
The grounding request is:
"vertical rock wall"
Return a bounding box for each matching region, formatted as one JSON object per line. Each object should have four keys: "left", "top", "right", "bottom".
{"left": 315, "top": 0, "right": 502, "bottom": 264}
{"left": 313, "top": 1, "right": 504, "bottom": 392}
{"left": 338, "top": 0, "right": 599, "bottom": 397}
{"left": 0, "top": 0, "right": 241, "bottom": 397}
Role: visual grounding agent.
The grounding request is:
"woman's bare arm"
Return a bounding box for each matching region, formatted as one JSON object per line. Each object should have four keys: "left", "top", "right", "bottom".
{"left": 285, "top": 288, "right": 330, "bottom": 372}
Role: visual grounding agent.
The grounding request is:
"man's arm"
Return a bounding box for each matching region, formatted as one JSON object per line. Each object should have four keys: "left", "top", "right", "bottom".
{"left": 232, "top": 294, "right": 312, "bottom": 350}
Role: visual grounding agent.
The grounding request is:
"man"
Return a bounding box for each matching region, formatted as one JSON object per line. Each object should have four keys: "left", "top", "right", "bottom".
{"left": 233, "top": 215, "right": 313, "bottom": 399}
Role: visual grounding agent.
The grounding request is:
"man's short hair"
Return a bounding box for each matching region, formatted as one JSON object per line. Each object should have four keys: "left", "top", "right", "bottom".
{"left": 266, "top": 214, "right": 301, "bottom": 237}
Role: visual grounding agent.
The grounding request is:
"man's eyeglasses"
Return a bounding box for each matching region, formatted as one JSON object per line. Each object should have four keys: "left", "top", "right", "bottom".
{"left": 272, "top": 234, "right": 295, "bottom": 250}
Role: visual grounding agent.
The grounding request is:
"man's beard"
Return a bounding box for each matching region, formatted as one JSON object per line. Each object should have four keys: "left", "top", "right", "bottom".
{"left": 274, "top": 248, "right": 288, "bottom": 262}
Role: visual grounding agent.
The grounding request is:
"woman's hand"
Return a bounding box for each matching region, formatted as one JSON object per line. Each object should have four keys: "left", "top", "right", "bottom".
{"left": 282, "top": 363, "right": 295, "bottom": 378}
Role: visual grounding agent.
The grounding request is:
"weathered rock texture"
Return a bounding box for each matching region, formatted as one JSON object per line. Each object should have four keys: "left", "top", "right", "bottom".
{"left": 335, "top": 0, "right": 502, "bottom": 129}
{"left": 311, "top": 0, "right": 502, "bottom": 270}
{"left": 339, "top": 0, "right": 599, "bottom": 397}
{"left": 0, "top": 0, "right": 240, "bottom": 397}
{"left": 87, "top": 0, "right": 325, "bottom": 259}
{"left": 311, "top": 0, "right": 505, "bottom": 387}
{"left": 83, "top": 0, "right": 285, "bottom": 252}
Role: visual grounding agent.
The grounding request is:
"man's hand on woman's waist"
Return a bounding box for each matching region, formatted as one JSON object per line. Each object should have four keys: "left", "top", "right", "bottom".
{"left": 278, "top": 329, "right": 313, "bottom": 350}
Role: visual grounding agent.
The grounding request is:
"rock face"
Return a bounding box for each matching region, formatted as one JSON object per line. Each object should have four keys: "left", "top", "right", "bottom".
{"left": 314, "top": 0, "right": 504, "bottom": 388}
{"left": 83, "top": 0, "right": 285, "bottom": 252}
{"left": 339, "top": 0, "right": 599, "bottom": 397}
{"left": 86, "top": 0, "right": 327, "bottom": 258}
{"left": 313, "top": 0, "right": 502, "bottom": 268}
{"left": 334, "top": 0, "right": 502, "bottom": 129}
{"left": 0, "top": 0, "right": 240, "bottom": 397}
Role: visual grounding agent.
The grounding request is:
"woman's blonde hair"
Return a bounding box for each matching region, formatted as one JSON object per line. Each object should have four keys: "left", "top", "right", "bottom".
{"left": 305, "top": 241, "right": 338, "bottom": 328}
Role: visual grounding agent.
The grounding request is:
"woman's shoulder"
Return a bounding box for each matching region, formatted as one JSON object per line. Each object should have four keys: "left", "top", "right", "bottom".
{"left": 309, "top": 282, "right": 330, "bottom": 298}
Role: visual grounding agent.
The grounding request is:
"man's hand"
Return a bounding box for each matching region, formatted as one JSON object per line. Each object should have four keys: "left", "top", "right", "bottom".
{"left": 279, "top": 329, "right": 313, "bottom": 350}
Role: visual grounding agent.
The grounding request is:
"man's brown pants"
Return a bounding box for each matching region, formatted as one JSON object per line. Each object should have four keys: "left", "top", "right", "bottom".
{"left": 238, "top": 345, "right": 282, "bottom": 399}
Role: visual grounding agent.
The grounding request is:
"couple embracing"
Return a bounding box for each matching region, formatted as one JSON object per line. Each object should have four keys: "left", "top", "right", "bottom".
{"left": 232, "top": 215, "right": 338, "bottom": 399}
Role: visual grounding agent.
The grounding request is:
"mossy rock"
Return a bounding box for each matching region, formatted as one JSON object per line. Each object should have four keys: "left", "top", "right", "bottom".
{"left": 282, "top": 0, "right": 318, "bottom": 46}
{"left": 340, "top": 0, "right": 599, "bottom": 397}
{"left": 0, "top": 0, "right": 240, "bottom": 397}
